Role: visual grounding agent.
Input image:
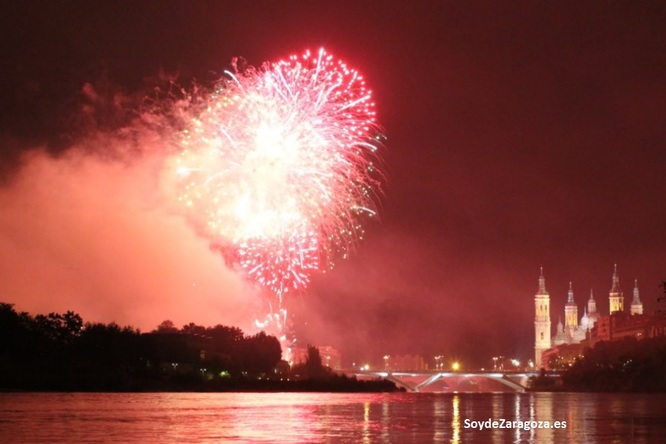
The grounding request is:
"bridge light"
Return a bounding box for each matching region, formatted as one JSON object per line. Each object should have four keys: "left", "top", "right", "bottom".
{"left": 452, "top": 361, "right": 461, "bottom": 371}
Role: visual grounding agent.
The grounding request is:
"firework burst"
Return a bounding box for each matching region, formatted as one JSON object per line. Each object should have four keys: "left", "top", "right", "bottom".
{"left": 171, "top": 49, "right": 383, "bottom": 353}
{"left": 175, "top": 48, "right": 383, "bottom": 297}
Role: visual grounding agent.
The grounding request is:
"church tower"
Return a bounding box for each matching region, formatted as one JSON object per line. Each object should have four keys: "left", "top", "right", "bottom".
{"left": 587, "top": 289, "right": 599, "bottom": 328}
{"left": 631, "top": 279, "right": 644, "bottom": 315}
{"left": 564, "top": 282, "right": 578, "bottom": 338}
{"left": 534, "top": 268, "right": 551, "bottom": 368}
{"left": 609, "top": 264, "right": 624, "bottom": 313}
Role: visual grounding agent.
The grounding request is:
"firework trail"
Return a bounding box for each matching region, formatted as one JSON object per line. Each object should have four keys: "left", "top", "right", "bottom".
{"left": 172, "top": 48, "right": 383, "bottom": 351}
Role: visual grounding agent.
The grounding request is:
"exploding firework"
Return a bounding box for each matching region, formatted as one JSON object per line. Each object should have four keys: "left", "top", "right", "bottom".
{"left": 175, "top": 48, "right": 382, "bottom": 292}
{"left": 172, "top": 49, "right": 383, "bottom": 346}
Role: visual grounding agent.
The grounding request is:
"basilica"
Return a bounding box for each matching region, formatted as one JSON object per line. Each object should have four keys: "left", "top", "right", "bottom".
{"left": 534, "top": 265, "right": 644, "bottom": 368}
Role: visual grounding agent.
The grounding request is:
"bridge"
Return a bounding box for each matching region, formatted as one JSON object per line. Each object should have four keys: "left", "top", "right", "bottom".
{"left": 351, "top": 370, "right": 559, "bottom": 392}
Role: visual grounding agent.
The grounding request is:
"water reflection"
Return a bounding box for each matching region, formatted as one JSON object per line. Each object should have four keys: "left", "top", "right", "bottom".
{"left": 535, "top": 393, "right": 554, "bottom": 444}
{"left": 362, "top": 401, "right": 371, "bottom": 444}
{"left": 513, "top": 393, "right": 521, "bottom": 444}
{"left": 433, "top": 396, "right": 445, "bottom": 442}
{"left": 528, "top": 394, "right": 537, "bottom": 443}
{"left": 0, "top": 392, "right": 665, "bottom": 443}
{"left": 450, "top": 394, "right": 460, "bottom": 444}
{"left": 491, "top": 394, "right": 503, "bottom": 444}
{"left": 381, "top": 396, "right": 390, "bottom": 442}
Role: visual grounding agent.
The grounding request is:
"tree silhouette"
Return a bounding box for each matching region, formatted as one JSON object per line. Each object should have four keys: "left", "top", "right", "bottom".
{"left": 237, "top": 331, "right": 282, "bottom": 375}
{"left": 154, "top": 320, "right": 179, "bottom": 334}
{"left": 0, "top": 302, "right": 308, "bottom": 390}
{"left": 291, "top": 345, "right": 331, "bottom": 380}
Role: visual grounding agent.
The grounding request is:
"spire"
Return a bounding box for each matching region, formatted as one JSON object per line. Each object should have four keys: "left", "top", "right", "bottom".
{"left": 567, "top": 281, "right": 574, "bottom": 304}
{"left": 609, "top": 264, "right": 624, "bottom": 314}
{"left": 534, "top": 266, "right": 551, "bottom": 367}
{"left": 632, "top": 279, "right": 641, "bottom": 304}
{"left": 538, "top": 267, "right": 548, "bottom": 295}
{"left": 631, "top": 279, "right": 644, "bottom": 315}
{"left": 588, "top": 289, "right": 597, "bottom": 314}
{"left": 610, "top": 263, "right": 621, "bottom": 293}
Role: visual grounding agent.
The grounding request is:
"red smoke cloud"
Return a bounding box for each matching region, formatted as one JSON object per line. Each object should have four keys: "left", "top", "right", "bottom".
{"left": 0, "top": 133, "right": 263, "bottom": 332}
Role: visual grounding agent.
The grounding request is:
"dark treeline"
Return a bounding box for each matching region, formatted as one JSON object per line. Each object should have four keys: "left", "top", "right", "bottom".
{"left": 0, "top": 302, "right": 279, "bottom": 391}
{"left": 530, "top": 336, "right": 666, "bottom": 392}
{"left": 0, "top": 303, "right": 398, "bottom": 392}
{"left": 562, "top": 336, "right": 666, "bottom": 392}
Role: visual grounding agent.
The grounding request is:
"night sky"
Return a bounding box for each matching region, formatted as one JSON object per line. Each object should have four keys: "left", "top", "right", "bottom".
{"left": 2, "top": 1, "right": 666, "bottom": 367}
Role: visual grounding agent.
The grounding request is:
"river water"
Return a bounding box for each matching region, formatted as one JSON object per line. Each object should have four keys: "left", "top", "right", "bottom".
{"left": 1, "top": 392, "right": 664, "bottom": 443}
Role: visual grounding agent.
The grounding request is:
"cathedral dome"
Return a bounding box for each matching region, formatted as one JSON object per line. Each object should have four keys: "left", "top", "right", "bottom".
{"left": 552, "top": 318, "right": 568, "bottom": 346}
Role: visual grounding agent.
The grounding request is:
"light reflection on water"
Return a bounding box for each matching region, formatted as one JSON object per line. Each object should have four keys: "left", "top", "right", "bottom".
{"left": 1, "top": 392, "right": 665, "bottom": 443}
{"left": 451, "top": 394, "right": 460, "bottom": 444}
{"left": 362, "top": 401, "right": 371, "bottom": 444}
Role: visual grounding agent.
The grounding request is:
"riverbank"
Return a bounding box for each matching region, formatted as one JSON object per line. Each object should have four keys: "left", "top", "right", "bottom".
{"left": 1, "top": 304, "right": 405, "bottom": 393}
{"left": 0, "top": 373, "right": 401, "bottom": 393}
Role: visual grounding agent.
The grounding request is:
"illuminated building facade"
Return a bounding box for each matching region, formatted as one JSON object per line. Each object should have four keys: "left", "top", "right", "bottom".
{"left": 564, "top": 282, "right": 584, "bottom": 341}
{"left": 608, "top": 264, "right": 624, "bottom": 314}
{"left": 534, "top": 265, "right": 644, "bottom": 368}
{"left": 631, "top": 280, "right": 644, "bottom": 315}
{"left": 534, "top": 268, "right": 551, "bottom": 368}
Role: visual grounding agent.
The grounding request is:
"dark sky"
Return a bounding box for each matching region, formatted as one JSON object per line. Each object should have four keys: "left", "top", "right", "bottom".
{"left": 2, "top": 1, "right": 666, "bottom": 368}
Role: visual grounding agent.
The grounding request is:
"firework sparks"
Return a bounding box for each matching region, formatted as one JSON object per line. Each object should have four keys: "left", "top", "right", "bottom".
{"left": 171, "top": 49, "right": 383, "bottom": 352}
{"left": 175, "top": 48, "right": 382, "bottom": 294}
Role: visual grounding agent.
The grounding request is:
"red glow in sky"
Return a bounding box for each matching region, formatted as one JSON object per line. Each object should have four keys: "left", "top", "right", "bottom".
{"left": 1, "top": 1, "right": 666, "bottom": 366}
